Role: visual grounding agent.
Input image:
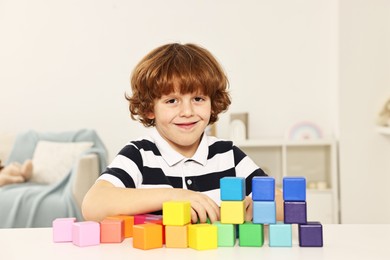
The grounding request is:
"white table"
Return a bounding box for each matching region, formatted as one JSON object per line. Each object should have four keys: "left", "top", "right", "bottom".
{"left": 0, "top": 224, "right": 389, "bottom": 260}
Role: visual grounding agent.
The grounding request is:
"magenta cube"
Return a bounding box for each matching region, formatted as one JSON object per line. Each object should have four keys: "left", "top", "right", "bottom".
{"left": 284, "top": 201, "right": 307, "bottom": 224}
{"left": 52, "top": 218, "right": 76, "bottom": 242}
{"left": 134, "top": 214, "right": 147, "bottom": 224}
{"left": 72, "top": 221, "right": 100, "bottom": 247}
{"left": 299, "top": 222, "right": 323, "bottom": 247}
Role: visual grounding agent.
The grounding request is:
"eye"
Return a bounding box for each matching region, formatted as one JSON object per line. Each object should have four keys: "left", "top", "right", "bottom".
{"left": 194, "top": 96, "right": 206, "bottom": 102}
{"left": 166, "top": 98, "right": 177, "bottom": 104}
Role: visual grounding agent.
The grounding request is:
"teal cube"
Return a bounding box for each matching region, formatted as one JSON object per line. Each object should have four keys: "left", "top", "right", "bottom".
{"left": 238, "top": 222, "right": 264, "bottom": 247}
{"left": 213, "top": 221, "right": 236, "bottom": 247}
{"left": 269, "top": 222, "right": 292, "bottom": 247}
{"left": 253, "top": 201, "right": 276, "bottom": 224}
{"left": 220, "top": 177, "right": 246, "bottom": 201}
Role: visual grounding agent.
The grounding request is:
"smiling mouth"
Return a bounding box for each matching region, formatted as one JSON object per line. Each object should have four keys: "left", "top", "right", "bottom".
{"left": 176, "top": 122, "right": 197, "bottom": 128}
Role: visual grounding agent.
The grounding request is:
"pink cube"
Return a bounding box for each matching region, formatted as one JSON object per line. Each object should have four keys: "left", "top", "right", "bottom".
{"left": 72, "top": 221, "right": 100, "bottom": 247}
{"left": 52, "top": 218, "right": 76, "bottom": 242}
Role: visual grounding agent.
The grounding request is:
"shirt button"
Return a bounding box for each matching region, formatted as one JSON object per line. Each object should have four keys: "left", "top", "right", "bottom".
{"left": 187, "top": 179, "right": 192, "bottom": 185}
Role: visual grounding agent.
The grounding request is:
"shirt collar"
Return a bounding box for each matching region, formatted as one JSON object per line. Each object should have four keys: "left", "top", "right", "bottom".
{"left": 149, "top": 128, "right": 209, "bottom": 167}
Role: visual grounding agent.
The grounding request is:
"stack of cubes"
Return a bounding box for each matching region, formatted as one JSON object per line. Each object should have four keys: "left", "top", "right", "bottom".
{"left": 283, "top": 176, "right": 323, "bottom": 247}
{"left": 252, "top": 176, "right": 293, "bottom": 247}
{"left": 220, "top": 177, "right": 264, "bottom": 247}
{"left": 163, "top": 201, "right": 218, "bottom": 250}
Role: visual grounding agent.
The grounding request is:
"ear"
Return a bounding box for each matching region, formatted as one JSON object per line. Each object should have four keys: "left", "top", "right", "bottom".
{"left": 146, "top": 112, "right": 155, "bottom": 120}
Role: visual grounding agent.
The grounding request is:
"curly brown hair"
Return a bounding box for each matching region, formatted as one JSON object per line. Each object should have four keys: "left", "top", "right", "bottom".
{"left": 125, "top": 43, "right": 231, "bottom": 127}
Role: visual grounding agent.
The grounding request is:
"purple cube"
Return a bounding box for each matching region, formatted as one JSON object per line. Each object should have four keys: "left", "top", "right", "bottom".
{"left": 299, "top": 222, "right": 323, "bottom": 247}
{"left": 284, "top": 201, "right": 307, "bottom": 224}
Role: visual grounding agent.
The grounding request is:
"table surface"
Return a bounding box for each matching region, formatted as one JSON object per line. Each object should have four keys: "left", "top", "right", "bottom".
{"left": 0, "top": 224, "right": 389, "bottom": 260}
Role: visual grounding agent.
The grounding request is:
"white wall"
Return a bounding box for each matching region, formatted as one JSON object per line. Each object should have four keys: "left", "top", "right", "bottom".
{"left": 339, "top": 0, "right": 390, "bottom": 223}
{"left": 0, "top": 0, "right": 337, "bottom": 159}
{"left": 1, "top": 0, "right": 389, "bottom": 223}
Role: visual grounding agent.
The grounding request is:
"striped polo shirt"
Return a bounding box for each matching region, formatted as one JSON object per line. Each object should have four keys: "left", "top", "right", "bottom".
{"left": 98, "top": 128, "right": 266, "bottom": 205}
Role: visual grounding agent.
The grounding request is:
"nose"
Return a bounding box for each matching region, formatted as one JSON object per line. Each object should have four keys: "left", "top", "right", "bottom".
{"left": 179, "top": 100, "right": 194, "bottom": 117}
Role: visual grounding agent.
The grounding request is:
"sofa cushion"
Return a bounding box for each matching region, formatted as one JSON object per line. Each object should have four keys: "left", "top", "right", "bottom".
{"left": 30, "top": 140, "right": 93, "bottom": 184}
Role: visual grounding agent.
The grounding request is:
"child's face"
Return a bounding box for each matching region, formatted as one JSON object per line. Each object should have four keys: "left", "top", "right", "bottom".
{"left": 148, "top": 91, "right": 211, "bottom": 157}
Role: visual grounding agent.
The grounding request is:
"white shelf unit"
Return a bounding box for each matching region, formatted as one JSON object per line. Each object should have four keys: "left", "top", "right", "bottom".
{"left": 235, "top": 138, "right": 340, "bottom": 224}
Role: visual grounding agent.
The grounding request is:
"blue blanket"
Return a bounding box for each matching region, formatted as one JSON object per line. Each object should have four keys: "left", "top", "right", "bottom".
{"left": 0, "top": 129, "right": 107, "bottom": 228}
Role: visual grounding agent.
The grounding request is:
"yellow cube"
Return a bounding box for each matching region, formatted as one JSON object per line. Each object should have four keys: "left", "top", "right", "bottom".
{"left": 188, "top": 224, "right": 217, "bottom": 250}
{"left": 220, "top": 201, "right": 245, "bottom": 224}
{"left": 163, "top": 201, "right": 191, "bottom": 226}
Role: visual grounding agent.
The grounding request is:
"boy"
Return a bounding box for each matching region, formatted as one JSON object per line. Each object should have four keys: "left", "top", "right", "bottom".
{"left": 82, "top": 43, "right": 283, "bottom": 223}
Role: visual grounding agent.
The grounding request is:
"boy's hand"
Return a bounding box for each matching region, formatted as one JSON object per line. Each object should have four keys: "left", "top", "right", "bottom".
{"left": 244, "top": 196, "right": 253, "bottom": 221}
{"left": 171, "top": 189, "right": 220, "bottom": 224}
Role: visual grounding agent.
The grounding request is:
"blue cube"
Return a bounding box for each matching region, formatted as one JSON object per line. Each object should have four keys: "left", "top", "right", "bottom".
{"left": 269, "top": 222, "right": 292, "bottom": 247}
{"left": 220, "top": 177, "right": 245, "bottom": 201}
{"left": 252, "top": 201, "right": 276, "bottom": 224}
{"left": 283, "top": 177, "right": 306, "bottom": 201}
{"left": 252, "top": 177, "right": 275, "bottom": 201}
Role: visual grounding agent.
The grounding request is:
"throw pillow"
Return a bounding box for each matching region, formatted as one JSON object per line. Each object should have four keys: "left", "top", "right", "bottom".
{"left": 31, "top": 140, "right": 93, "bottom": 184}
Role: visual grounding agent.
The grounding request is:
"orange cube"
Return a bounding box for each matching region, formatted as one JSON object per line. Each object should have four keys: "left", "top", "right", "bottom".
{"left": 100, "top": 219, "right": 124, "bottom": 243}
{"left": 133, "top": 223, "right": 163, "bottom": 250}
{"left": 107, "top": 215, "right": 134, "bottom": 238}
{"left": 165, "top": 225, "right": 189, "bottom": 248}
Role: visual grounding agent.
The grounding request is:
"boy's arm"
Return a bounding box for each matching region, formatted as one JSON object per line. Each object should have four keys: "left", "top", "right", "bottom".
{"left": 82, "top": 180, "right": 220, "bottom": 223}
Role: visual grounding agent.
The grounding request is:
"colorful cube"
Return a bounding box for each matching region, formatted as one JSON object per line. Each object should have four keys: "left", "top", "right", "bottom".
{"left": 213, "top": 221, "right": 236, "bottom": 247}
{"left": 52, "top": 217, "right": 76, "bottom": 242}
{"left": 106, "top": 215, "right": 134, "bottom": 238}
{"left": 72, "top": 221, "right": 100, "bottom": 247}
{"left": 252, "top": 201, "right": 276, "bottom": 224}
{"left": 165, "top": 225, "right": 189, "bottom": 248}
{"left": 220, "top": 201, "right": 245, "bottom": 224}
{"left": 220, "top": 177, "right": 246, "bottom": 201}
{"left": 284, "top": 201, "right": 307, "bottom": 224}
{"left": 133, "top": 223, "right": 163, "bottom": 250}
{"left": 238, "top": 222, "right": 264, "bottom": 247}
{"left": 188, "top": 224, "right": 217, "bottom": 250}
{"left": 299, "top": 222, "right": 323, "bottom": 247}
{"left": 100, "top": 218, "right": 125, "bottom": 243}
{"left": 269, "top": 222, "right": 292, "bottom": 247}
{"left": 163, "top": 201, "right": 191, "bottom": 226}
{"left": 283, "top": 177, "right": 306, "bottom": 201}
{"left": 252, "top": 177, "right": 275, "bottom": 201}
{"left": 134, "top": 214, "right": 147, "bottom": 225}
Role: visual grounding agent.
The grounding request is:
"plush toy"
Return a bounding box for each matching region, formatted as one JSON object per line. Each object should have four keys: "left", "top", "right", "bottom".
{"left": 377, "top": 98, "right": 390, "bottom": 127}
{"left": 0, "top": 159, "right": 33, "bottom": 187}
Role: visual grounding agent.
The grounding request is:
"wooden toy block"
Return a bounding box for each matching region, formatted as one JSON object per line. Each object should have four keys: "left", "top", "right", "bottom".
{"left": 213, "top": 221, "right": 236, "bottom": 247}
{"left": 165, "top": 225, "right": 189, "bottom": 248}
{"left": 269, "top": 222, "right": 292, "bottom": 247}
{"left": 252, "top": 176, "right": 275, "bottom": 201}
{"left": 163, "top": 201, "right": 191, "bottom": 226}
{"left": 100, "top": 218, "right": 125, "bottom": 243}
{"left": 252, "top": 201, "right": 276, "bottom": 224}
{"left": 72, "top": 221, "right": 100, "bottom": 247}
{"left": 188, "top": 224, "right": 217, "bottom": 250}
{"left": 134, "top": 214, "right": 147, "bottom": 225}
{"left": 133, "top": 223, "right": 163, "bottom": 250}
{"left": 299, "top": 221, "right": 323, "bottom": 247}
{"left": 145, "top": 218, "right": 165, "bottom": 244}
{"left": 283, "top": 177, "right": 306, "bottom": 201}
{"left": 238, "top": 221, "right": 264, "bottom": 247}
{"left": 284, "top": 201, "right": 307, "bottom": 224}
{"left": 220, "top": 201, "right": 245, "bottom": 224}
{"left": 52, "top": 217, "right": 76, "bottom": 242}
{"left": 106, "top": 215, "right": 134, "bottom": 238}
{"left": 220, "top": 177, "right": 245, "bottom": 201}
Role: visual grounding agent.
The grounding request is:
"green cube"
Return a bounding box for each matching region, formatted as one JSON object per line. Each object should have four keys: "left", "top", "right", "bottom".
{"left": 238, "top": 221, "right": 264, "bottom": 247}
{"left": 269, "top": 222, "right": 292, "bottom": 247}
{"left": 213, "top": 221, "right": 236, "bottom": 247}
